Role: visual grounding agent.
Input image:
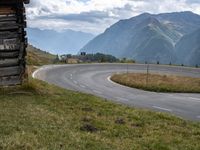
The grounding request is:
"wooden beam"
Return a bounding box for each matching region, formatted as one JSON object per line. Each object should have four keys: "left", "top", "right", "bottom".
{"left": 0, "top": 31, "right": 20, "bottom": 39}
{"left": 0, "top": 0, "right": 24, "bottom": 5}
{"left": 0, "top": 38, "right": 19, "bottom": 44}
{"left": 0, "top": 22, "right": 25, "bottom": 31}
{"left": 0, "top": 25, "right": 19, "bottom": 31}
{"left": 0, "top": 75, "right": 21, "bottom": 86}
{"left": 0, "top": 39, "right": 21, "bottom": 51}
{"left": 0, "top": 45, "right": 21, "bottom": 51}
{"left": 0, "top": 7, "right": 16, "bottom": 15}
{"left": 0, "top": 16, "right": 17, "bottom": 22}
{"left": 0, "top": 66, "right": 22, "bottom": 77}
{"left": 0, "top": 51, "right": 19, "bottom": 58}
{"left": 0, "top": 59, "right": 19, "bottom": 67}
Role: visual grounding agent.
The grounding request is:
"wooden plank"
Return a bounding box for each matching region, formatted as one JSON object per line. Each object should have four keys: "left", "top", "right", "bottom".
{"left": 0, "top": 16, "right": 17, "bottom": 22}
{"left": 0, "top": 76, "right": 21, "bottom": 86}
{"left": 0, "top": 38, "right": 21, "bottom": 51}
{"left": 0, "top": 31, "right": 19, "bottom": 39}
{"left": 0, "top": 21, "right": 17, "bottom": 28}
{"left": 0, "top": 14, "right": 15, "bottom": 16}
{"left": 0, "top": 59, "right": 19, "bottom": 67}
{"left": 0, "top": 31, "right": 21, "bottom": 38}
{"left": 18, "top": 43, "right": 25, "bottom": 59}
{"left": 0, "top": 51, "right": 19, "bottom": 58}
{"left": 0, "top": 24, "right": 19, "bottom": 31}
{"left": 0, "top": 21, "right": 21, "bottom": 30}
{"left": 0, "top": 8, "right": 25, "bottom": 15}
{"left": 0, "top": 44, "right": 21, "bottom": 51}
{"left": 0, "top": 0, "right": 24, "bottom": 5}
{"left": 0, "top": 20, "right": 17, "bottom": 24}
{"left": 0, "top": 38, "right": 19, "bottom": 45}
{"left": 0, "top": 24, "right": 25, "bottom": 31}
{"left": 0, "top": 7, "right": 15, "bottom": 15}
{"left": 0, "top": 66, "right": 22, "bottom": 77}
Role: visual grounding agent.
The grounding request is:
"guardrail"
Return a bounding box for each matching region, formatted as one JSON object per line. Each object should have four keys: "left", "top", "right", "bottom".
{"left": 0, "top": 0, "right": 29, "bottom": 86}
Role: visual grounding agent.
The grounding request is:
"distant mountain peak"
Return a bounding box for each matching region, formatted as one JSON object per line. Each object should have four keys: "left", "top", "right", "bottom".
{"left": 81, "top": 11, "right": 200, "bottom": 66}
{"left": 138, "top": 12, "right": 152, "bottom": 17}
{"left": 177, "top": 11, "right": 197, "bottom": 15}
{"left": 142, "top": 16, "right": 160, "bottom": 26}
{"left": 129, "top": 12, "right": 151, "bottom": 21}
{"left": 157, "top": 11, "right": 198, "bottom": 16}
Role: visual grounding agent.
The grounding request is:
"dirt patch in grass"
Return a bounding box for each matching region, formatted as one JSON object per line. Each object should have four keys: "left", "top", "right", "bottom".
{"left": 115, "top": 118, "right": 126, "bottom": 125}
{"left": 80, "top": 124, "right": 98, "bottom": 133}
{"left": 111, "top": 73, "right": 200, "bottom": 93}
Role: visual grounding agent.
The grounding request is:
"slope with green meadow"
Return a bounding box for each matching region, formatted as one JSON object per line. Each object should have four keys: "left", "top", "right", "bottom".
{"left": 0, "top": 78, "right": 200, "bottom": 150}
{"left": 0, "top": 45, "right": 200, "bottom": 150}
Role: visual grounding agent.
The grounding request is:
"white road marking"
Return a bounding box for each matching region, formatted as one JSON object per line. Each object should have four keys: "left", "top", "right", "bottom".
{"left": 32, "top": 66, "right": 51, "bottom": 78}
{"left": 107, "top": 76, "right": 125, "bottom": 87}
{"left": 32, "top": 69, "right": 39, "bottom": 78}
{"left": 116, "top": 97, "right": 129, "bottom": 102}
{"left": 188, "top": 97, "right": 200, "bottom": 102}
{"left": 107, "top": 76, "right": 113, "bottom": 82}
{"left": 32, "top": 68, "right": 43, "bottom": 78}
{"left": 168, "top": 95, "right": 182, "bottom": 99}
{"left": 73, "top": 81, "right": 78, "bottom": 84}
{"left": 69, "top": 74, "right": 73, "bottom": 79}
{"left": 152, "top": 106, "right": 172, "bottom": 112}
{"left": 169, "top": 95, "right": 200, "bottom": 103}
{"left": 92, "top": 90, "right": 102, "bottom": 94}
{"left": 80, "top": 84, "right": 86, "bottom": 88}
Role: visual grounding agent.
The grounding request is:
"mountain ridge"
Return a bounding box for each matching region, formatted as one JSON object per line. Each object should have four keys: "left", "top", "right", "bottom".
{"left": 80, "top": 11, "right": 200, "bottom": 66}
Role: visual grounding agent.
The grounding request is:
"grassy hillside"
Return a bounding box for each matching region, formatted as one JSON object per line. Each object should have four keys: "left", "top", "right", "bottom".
{"left": 27, "top": 45, "right": 56, "bottom": 66}
{"left": 0, "top": 78, "right": 200, "bottom": 149}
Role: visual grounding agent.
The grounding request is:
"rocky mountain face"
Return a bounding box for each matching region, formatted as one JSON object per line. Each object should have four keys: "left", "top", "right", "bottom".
{"left": 175, "top": 29, "right": 200, "bottom": 66}
{"left": 81, "top": 11, "right": 200, "bottom": 66}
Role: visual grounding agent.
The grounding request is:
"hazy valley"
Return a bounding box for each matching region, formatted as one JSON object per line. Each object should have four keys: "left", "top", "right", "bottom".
{"left": 27, "top": 28, "right": 94, "bottom": 55}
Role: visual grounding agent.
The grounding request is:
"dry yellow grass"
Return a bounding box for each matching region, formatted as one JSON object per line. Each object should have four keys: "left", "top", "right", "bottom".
{"left": 27, "top": 45, "right": 56, "bottom": 66}
{"left": 111, "top": 73, "right": 200, "bottom": 93}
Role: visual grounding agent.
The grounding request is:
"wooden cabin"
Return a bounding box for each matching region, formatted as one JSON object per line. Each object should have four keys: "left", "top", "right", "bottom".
{"left": 0, "top": 0, "right": 29, "bottom": 86}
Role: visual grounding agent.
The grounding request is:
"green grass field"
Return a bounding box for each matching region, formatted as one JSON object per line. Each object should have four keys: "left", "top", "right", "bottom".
{"left": 0, "top": 79, "right": 200, "bottom": 150}
{"left": 111, "top": 73, "right": 200, "bottom": 93}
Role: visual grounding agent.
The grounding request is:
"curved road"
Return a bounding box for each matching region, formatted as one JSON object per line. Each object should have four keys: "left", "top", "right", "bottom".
{"left": 33, "top": 64, "right": 200, "bottom": 121}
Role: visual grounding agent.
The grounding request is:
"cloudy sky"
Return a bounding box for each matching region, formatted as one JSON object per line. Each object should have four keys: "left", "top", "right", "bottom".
{"left": 26, "top": 0, "right": 200, "bottom": 34}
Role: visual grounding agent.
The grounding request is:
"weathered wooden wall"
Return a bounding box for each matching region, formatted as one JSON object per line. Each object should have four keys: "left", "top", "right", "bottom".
{"left": 0, "top": 0, "right": 29, "bottom": 86}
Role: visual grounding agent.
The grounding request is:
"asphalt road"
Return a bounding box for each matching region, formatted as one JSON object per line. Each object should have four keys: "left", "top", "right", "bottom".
{"left": 33, "top": 63, "right": 200, "bottom": 121}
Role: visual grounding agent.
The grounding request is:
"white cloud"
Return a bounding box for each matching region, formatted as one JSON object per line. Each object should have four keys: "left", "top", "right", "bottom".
{"left": 26, "top": 0, "right": 200, "bottom": 34}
